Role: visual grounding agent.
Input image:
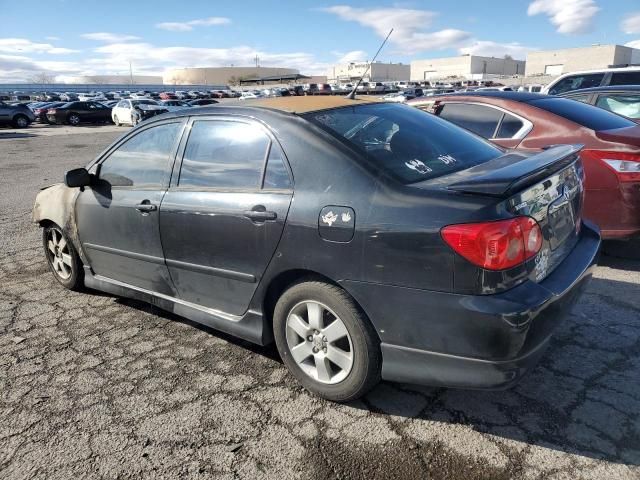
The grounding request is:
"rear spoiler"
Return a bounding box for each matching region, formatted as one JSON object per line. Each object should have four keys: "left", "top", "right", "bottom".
{"left": 448, "top": 144, "right": 583, "bottom": 197}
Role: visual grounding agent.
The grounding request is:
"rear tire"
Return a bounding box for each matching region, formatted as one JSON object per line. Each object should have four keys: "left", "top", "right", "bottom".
{"left": 113, "top": 115, "right": 120, "bottom": 126}
{"left": 68, "top": 113, "right": 80, "bottom": 126}
{"left": 273, "top": 281, "right": 381, "bottom": 402}
{"left": 43, "top": 225, "right": 83, "bottom": 290}
{"left": 12, "top": 114, "right": 29, "bottom": 128}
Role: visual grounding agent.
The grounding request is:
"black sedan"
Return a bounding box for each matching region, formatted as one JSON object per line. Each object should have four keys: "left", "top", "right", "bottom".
{"left": 46, "top": 101, "right": 112, "bottom": 126}
{"left": 33, "top": 97, "right": 599, "bottom": 401}
{"left": 559, "top": 85, "right": 640, "bottom": 120}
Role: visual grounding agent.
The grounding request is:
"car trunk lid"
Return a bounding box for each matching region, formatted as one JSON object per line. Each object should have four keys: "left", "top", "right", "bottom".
{"left": 417, "top": 144, "right": 585, "bottom": 284}
{"left": 594, "top": 124, "right": 640, "bottom": 148}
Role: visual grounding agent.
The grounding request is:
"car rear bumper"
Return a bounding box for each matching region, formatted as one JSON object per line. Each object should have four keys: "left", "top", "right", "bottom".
{"left": 342, "top": 222, "right": 601, "bottom": 389}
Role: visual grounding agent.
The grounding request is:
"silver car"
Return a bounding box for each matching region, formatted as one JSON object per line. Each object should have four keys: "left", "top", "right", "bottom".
{"left": 0, "top": 101, "right": 36, "bottom": 128}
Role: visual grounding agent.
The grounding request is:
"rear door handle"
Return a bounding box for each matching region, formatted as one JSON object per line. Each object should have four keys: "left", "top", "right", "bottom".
{"left": 136, "top": 202, "right": 157, "bottom": 213}
{"left": 244, "top": 209, "right": 277, "bottom": 221}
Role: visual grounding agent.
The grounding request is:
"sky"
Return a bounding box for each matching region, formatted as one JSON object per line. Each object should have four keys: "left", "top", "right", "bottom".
{"left": 1, "top": 0, "right": 640, "bottom": 83}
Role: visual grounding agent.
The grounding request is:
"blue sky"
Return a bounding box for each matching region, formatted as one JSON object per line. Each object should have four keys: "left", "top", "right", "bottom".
{"left": 1, "top": 0, "right": 639, "bottom": 82}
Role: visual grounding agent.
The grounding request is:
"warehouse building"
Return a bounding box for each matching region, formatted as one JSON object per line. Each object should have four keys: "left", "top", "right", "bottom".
{"left": 327, "top": 61, "right": 410, "bottom": 83}
{"left": 525, "top": 44, "right": 640, "bottom": 76}
{"left": 163, "top": 66, "right": 300, "bottom": 86}
{"left": 410, "top": 55, "right": 525, "bottom": 82}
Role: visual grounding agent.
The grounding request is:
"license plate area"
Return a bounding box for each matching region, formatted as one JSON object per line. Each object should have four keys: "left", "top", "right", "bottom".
{"left": 547, "top": 197, "right": 576, "bottom": 250}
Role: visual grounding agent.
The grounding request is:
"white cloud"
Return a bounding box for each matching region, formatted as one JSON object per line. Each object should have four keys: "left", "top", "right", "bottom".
{"left": 322, "top": 6, "right": 471, "bottom": 54}
{"left": 156, "top": 17, "right": 231, "bottom": 32}
{"left": 621, "top": 13, "right": 640, "bottom": 34}
{"left": 0, "top": 38, "right": 78, "bottom": 55}
{"left": 333, "top": 50, "right": 368, "bottom": 63}
{"left": 45, "top": 36, "right": 60, "bottom": 41}
{"left": 626, "top": 39, "right": 640, "bottom": 49}
{"left": 459, "top": 41, "right": 535, "bottom": 59}
{"left": 81, "top": 32, "right": 141, "bottom": 43}
{"left": 527, "top": 0, "right": 600, "bottom": 34}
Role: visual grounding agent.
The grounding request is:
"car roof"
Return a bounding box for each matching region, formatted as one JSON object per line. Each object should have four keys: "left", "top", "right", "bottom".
{"left": 559, "top": 85, "right": 640, "bottom": 95}
{"left": 237, "top": 95, "right": 382, "bottom": 113}
{"left": 410, "top": 91, "right": 546, "bottom": 103}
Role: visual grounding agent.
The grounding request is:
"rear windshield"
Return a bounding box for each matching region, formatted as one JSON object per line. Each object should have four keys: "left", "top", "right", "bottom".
{"left": 303, "top": 103, "right": 503, "bottom": 184}
{"left": 530, "top": 97, "right": 635, "bottom": 131}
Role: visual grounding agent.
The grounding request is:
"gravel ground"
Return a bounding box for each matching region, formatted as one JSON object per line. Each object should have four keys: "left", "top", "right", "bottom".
{"left": 1, "top": 124, "right": 639, "bottom": 480}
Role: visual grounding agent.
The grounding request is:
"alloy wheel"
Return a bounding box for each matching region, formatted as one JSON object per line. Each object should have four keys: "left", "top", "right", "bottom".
{"left": 46, "top": 228, "right": 73, "bottom": 280}
{"left": 69, "top": 115, "right": 80, "bottom": 126}
{"left": 285, "top": 301, "right": 354, "bottom": 384}
{"left": 15, "top": 116, "right": 28, "bottom": 128}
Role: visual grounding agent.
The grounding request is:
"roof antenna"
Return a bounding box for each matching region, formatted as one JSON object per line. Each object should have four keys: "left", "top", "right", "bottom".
{"left": 346, "top": 28, "right": 393, "bottom": 100}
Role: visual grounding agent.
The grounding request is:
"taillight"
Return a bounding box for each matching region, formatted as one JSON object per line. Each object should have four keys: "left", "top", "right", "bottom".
{"left": 441, "top": 217, "right": 542, "bottom": 271}
{"left": 48, "top": 109, "right": 57, "bottom": 114}
{"left": 582, "top": 149, "right": 640, "bottom": 182}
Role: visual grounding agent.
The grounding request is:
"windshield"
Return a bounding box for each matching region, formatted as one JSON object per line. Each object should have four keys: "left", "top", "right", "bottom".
{"left": 303, "top": 103, "right": 503, "bottom": 184}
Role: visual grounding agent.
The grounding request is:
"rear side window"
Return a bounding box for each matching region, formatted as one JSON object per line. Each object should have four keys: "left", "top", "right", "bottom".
{"left": 595, "top": 94, "right": 640, "bottom": 119}
{"left": 304, "top": 103, "right": 503, "bottom": 184}
{"left": 530, "top": 97, "right": 636, "bottom": 130}
{"left": 610, "top": 72, "right": 640, "bottom": 86}
{"left": 263, "top": 145, "right": 292, "bottom": 189}
{"left": 438, "top": 103, "right": 503, "bottom": 138}
{"left": 179, "top": 120, "right": 270, "bottom": 189}
{"left": 564, "top": 93, "right": 592, "bottom": 104}
{"left": 99, "top": 122, "right": 182, "bottom": 187}
{"left": 548, "top": 73, "right": 605, "bottom": 95}
{"left": 496, "top": 114, "right": 524, "bottom": 138}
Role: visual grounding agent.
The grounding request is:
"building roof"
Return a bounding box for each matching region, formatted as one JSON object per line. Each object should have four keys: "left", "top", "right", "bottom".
{"left": 240, "top": 95, "right": 382, "bottom": 113}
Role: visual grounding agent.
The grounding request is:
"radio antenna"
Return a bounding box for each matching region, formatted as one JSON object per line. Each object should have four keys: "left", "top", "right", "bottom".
{"left": 346, "top": 28, "right": 393, "bottom": 100}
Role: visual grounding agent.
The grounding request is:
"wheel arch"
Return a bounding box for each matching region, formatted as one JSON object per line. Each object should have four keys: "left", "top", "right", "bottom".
{"left": 260, "top": 268, "right": 381, "bottom": 344}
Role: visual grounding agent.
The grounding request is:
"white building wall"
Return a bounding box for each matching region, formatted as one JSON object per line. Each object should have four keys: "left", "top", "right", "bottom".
{"left": 525, "top": 45, "right": 640, "bottom": 76}
{"left": 327, "top": 62, "right": 410, "bottom": 82}
{"left": 410, "top": 56, "right": 524, "bottom": 81}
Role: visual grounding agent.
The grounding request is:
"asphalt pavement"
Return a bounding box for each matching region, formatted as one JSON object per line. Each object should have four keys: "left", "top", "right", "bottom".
{"left": 1, "top": 123, "right": 639, "bottom": 479}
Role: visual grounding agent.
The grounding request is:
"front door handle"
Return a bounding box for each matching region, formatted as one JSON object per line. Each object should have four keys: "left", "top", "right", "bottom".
{"left": 244, "top": 207, "right": 277, "bottom": 222}
{"left": 136, "top": 202, "right": 157, "bottom": 213}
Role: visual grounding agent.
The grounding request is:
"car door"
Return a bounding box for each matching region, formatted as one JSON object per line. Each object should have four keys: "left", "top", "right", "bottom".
{"left": 159, "top": 117, "right": 293, "bottom": 316}
{"left": 75, "top": 120, "right": 185, "bottom": 295}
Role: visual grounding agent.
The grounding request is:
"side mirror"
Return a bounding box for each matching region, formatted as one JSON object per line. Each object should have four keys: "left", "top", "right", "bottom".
{"left": 64, "top": 168, "right": 91, "bottom": 188}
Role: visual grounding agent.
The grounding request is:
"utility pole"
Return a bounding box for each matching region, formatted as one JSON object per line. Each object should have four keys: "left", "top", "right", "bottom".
{"left": 129, "top": 61, "right": 133, "bottom": 85}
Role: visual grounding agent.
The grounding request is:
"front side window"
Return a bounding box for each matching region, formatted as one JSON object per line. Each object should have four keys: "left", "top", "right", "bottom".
{"left": 438, "top": 103, "right": 504, "bottom": 138}
{"left": 548, "top": 74, "right": 605, "bottom": 95}
{"left": 99, "top": 122, "right": 182, "bottom": 187}
{"left": 304, "top": 103, "right": 503, "bottom": 184}
{"left": 595, "top": 94, "right": 640, "bottom": 119}
{"left": 179, "top": 121, "right": 270, "bottom": 189}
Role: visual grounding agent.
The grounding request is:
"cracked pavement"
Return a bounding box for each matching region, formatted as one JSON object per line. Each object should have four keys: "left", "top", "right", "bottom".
{"left": 1, "top": 125, "right": 639, "bottom": 479}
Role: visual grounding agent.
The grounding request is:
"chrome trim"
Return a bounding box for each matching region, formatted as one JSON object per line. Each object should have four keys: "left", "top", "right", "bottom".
{"left": 92, "top": 273, "right": 247, "bottom": 322}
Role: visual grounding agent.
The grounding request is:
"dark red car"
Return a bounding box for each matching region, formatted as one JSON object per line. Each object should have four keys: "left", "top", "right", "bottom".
{"left": 409, "top": 92, "right": 640, "bottom": 240}
{"left": 159, "top": 92, "right": 178, "bottom": 100}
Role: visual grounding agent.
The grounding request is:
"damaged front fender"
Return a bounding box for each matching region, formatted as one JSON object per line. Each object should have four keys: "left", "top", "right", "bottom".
{"left": 32, "top": 183, "right": 88, "bottom": 264}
